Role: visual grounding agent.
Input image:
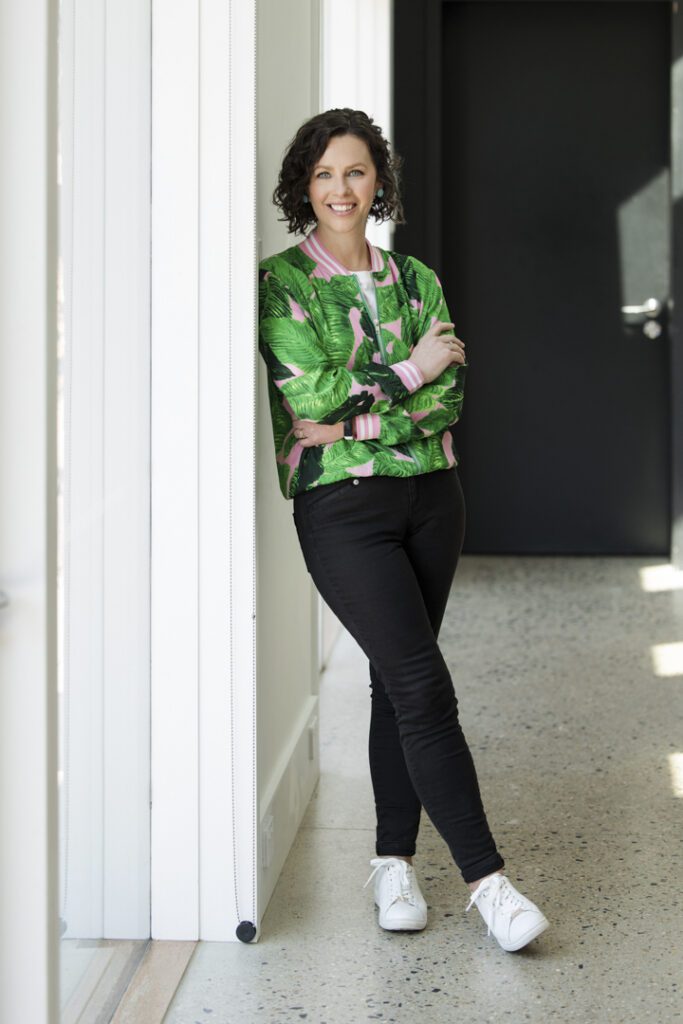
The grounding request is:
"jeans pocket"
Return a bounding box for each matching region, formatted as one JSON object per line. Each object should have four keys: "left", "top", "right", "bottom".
{"left": 297, "top": 477, "right": 364, "bottom": 528}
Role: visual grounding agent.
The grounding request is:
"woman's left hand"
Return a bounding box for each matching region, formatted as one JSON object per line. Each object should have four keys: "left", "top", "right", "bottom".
{"left": 292, "top": 418, "right": 344, "bottom": 447}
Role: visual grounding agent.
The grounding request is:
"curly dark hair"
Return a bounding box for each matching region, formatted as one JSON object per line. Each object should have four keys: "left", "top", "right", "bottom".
{"left": 272, "top": 108, "right": 406, "bottom": 235}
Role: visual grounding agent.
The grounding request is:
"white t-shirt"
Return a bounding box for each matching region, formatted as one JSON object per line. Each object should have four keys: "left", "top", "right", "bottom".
{"left": 352, "top": 269, "right": 379, "bottom": 324}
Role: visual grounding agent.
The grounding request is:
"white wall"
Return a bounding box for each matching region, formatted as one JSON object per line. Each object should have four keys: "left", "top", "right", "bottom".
{"left": 256, "top": 0, "right": 323, "bottom": 919}
{"left": 256, "top": 0, "right": 394, "bottom": 920}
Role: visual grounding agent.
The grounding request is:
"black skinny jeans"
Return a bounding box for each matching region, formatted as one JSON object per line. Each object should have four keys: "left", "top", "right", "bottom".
{"left": 292, "top": 465, "right": 505, "bottom": 885}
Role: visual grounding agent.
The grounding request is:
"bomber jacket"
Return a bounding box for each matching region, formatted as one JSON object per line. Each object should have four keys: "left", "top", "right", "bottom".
{"left": 258, "top": 226, "right": 468, "bottom": 500}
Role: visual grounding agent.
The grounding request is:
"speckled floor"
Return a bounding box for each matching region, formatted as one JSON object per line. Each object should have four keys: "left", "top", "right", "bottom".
{"left": 164, "top": 556, "right": 683, "bottom": 1023}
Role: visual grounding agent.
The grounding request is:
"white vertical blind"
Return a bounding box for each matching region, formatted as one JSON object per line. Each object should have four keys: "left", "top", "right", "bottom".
{"left": 58, "top": 0, "right": 151, "bottom": 943}
{"left": 152, "top": 0, "right": 258, "bottom": 940}
{"left": 150, "top": 0, "right": 200, "bottom": 939}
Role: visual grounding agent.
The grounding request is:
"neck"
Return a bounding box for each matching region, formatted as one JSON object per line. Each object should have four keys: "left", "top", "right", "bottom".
{"left": 313, "top": 223, "right": 371, "bottom": 271}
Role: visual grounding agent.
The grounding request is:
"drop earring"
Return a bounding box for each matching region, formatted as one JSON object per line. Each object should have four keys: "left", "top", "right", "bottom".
{"left": 376, "top": 188, "right": 384, "bottom": 198}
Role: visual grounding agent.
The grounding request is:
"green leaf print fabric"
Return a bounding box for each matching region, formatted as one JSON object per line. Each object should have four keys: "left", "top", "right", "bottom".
{"left": 257, "top": 233, "right": 467, "bottom": 500}
{"left": 356, "top": 257, "right": 468, "bottom": 447}
{"left": 259, "top": 272, "right": 421, "bottom": 424}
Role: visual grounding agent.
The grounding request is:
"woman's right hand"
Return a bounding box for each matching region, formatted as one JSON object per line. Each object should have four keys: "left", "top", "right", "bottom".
{"left": 408, "top": 321, "right": 466, "bottom": 384}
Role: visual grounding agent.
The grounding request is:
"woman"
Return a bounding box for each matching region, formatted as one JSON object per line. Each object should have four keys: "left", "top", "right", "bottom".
{"left": 258, "top": 108, "right": 549, "bottom": 953}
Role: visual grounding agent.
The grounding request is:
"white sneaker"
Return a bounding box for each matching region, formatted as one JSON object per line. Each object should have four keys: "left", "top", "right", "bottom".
{"left": 362, "top": 856, "right": 428, "bottom": 931}
{"left": 465, "top": 872, "right": 550, "bottom": 951}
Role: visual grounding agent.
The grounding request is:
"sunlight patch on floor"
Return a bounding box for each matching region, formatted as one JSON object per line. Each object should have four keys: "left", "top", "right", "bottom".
{"left": 668, "top": 752, "right": 683, "bottom": 798}
{"left": 651, "top": 641, "right": 683, "bottom": 678}
{"left": 638, "top": 562, "right": 683, "bottom": 593}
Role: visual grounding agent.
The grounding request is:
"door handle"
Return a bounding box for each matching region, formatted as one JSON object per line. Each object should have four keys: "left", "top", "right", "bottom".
{"left": 621, "top": 297, "right": 666, "bottom": 338}
{"left": 620, "top": 297, "right": 662, "bottom": 317}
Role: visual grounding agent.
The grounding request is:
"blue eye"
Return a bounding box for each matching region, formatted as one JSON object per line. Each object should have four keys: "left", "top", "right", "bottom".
{"left": 315, "top": 169, "right": 364, "bottom": 178}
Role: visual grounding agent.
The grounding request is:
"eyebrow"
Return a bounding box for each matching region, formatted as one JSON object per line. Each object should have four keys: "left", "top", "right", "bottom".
{"left": 313, "top": 162, "right": 368, "bottom": 170}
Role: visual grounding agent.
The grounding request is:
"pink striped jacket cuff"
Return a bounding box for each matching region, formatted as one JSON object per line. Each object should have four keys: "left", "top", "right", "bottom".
{"left": 390, "top": 358, "right": 425, "bottom": 393}
{"left": 352, "top": 413, "right": 381, "bottom": 441}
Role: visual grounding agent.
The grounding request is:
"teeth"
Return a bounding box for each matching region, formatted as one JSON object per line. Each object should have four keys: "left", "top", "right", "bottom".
{"left": 330, "top": 203, "right": 355, "bottom": 211}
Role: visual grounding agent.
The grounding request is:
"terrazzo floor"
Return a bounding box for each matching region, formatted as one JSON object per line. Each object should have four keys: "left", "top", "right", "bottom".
{"left": 163, "top": 555, "right": 683, "bottom": 1023}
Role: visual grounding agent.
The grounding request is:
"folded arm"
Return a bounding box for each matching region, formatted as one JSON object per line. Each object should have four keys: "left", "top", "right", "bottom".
{"left": 351, "top": 360, "right": 466, "bottom": 445}
{"left": 258, "top": 267, "right": 425, "bottom": 424}
{"left": 349, "top": 256, "right": 467, "bottom": 444}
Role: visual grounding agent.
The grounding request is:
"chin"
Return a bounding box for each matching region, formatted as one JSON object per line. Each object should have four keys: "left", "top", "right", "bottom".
{"left": 320, "top": 212, "right": 367, "bottom": 229}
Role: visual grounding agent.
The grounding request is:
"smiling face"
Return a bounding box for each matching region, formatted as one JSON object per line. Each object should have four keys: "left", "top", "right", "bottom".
{"left": 307, "top": 133, "right": 381, "bottom": 235}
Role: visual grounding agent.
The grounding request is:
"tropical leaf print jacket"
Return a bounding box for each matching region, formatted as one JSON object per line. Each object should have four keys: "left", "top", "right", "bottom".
{"left": 258, "top": 226, "right": 468, "bottom": 500}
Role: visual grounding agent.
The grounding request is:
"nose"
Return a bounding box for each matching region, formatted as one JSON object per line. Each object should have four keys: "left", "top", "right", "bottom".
{"left": 328, "top": 176, "right": 352, "bottom": 194}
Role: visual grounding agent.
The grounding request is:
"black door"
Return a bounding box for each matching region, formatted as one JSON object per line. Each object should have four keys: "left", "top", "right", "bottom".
{"left": 395, "top": 2, "right": 675, "bottom": 554}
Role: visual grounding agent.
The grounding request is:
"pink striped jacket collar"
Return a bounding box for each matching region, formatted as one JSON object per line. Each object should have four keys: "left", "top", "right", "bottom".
{"left": 297, "top": 225, "right": 384, "bottom": 281}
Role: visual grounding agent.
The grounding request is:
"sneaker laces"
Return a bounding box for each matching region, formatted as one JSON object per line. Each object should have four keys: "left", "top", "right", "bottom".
{"left": 362, "top": 857, "right": 418, "bottom": 908}
{"left": 465, "top": 873, "right": 527, "bottom": 938}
